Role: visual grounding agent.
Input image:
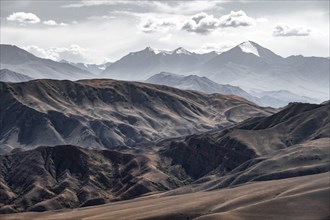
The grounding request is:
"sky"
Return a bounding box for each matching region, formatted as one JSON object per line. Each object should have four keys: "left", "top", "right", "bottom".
{"left": 1, "top": 0, "right": 329, "bottom": 64}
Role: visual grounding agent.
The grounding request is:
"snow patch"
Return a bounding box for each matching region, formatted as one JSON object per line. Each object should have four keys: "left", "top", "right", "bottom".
{"left": 239, "top": 41, "right": 259, "bottom": 57}
{"left": 173, "top": 47, "right": 191, "bottom": 55}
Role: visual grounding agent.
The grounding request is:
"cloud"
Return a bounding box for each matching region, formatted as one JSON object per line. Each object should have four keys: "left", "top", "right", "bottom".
{"left": 7, "top": 12, "right": 40, "bottom": 24}
{"left": 182, "top": 10, "right": 256, "bottom": 34}
{"left": 219, "top": 10, "right": 256, "bottom": 27}
{"left": 256, "top": 18, "right": 268, "bottom": 23}
{"left": 63, "top": 1, "right": 221, "bottom": 14}
{"left": 43, "top": 20, "right": 68, "bottom": 26}
{"left": 273, "top": 24, "right": 311, "bottom": 37}
{"left": 195, "top": 41, "right": 235, "bottom": 53}
{"left": 23, "top": 45, "right": 88, "bottom": 63}
{"left": 140, "top": 17, "right": 177, "bottom": 33}
{"left": 159, "top": 33, "right": 173, "bottom": 41}
{"left": 7, "top": 12, "right": 68, "bottom": 27}
{"left": 182, "top": 12, "right": 219, "bottom": 34}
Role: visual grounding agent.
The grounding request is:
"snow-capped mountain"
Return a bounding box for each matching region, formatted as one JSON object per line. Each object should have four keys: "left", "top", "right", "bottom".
{"left": 101, "top": 41, "right": 329, "bottom": 104}
{"left": 146, "top": 72, "right": 258, "bottom": 103}
{"left": 60, "top": 60, "right": 113, "bottom": 75}
{"left": 201, "top": 41, "right": 329, "bottom": 102}
{"left": 102, "top": 47, "right": 217, "bottom": 80}
{"left": 0, "top": 44, "right": 93, "bottom": 80}
{"left": 0, "top": 69, "right": 34, "bottom": 82}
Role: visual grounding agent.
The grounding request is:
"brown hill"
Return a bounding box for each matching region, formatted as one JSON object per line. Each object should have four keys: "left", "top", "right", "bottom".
{"left": 0, "top": 102, "right": 328, "bottom": 215}
{"left": 0, "top": 79, "right": 273, "bottom": 152}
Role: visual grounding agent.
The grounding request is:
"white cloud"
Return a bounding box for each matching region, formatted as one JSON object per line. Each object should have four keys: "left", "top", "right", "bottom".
{"left": 182, "top": 12, "right": 219, "bottom": 34}
{"left": 273, "top": 24, "right": 311, "bottom": 37}
{"left": 140, "top": 17, "right": 178, "bottom": 33}
{"left": 194, "top": 41, "right": 235, "bottom": 53}
{"left": 182, "top": 10, "right": 256, "bottom": 34}
{"left": 43, "top": 20, "right": 68, "bottom": 26}
{"left": 218, "top": 10, "right": 256, "bottom": 28}
{"left": 23, "top": 45, "right": 88, "bottom": 63}
{"left": 63, "top": 0, "right": 221, "bottom": 14}
{"left": 7, "top": 12, "right": 40, "bottom": 24}
{"left": 159, "top": 33, "right": 173, "bottom": 41}
{"left": 256, "top": 18, "right": 268, "bottom": 23}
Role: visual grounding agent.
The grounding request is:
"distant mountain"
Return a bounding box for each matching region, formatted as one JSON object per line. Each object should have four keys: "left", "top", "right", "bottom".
{"left": 101, "top": 41, "right": 329, "bottom": 103}
{"left": 0, "top": 79, "right": 274, "bottom": 152}
{"left": 0, "top": 69, "right": 33, "bottom": 82}
{"left": 251, "top": 90, "right": 318, "bottom": 108}
{"left": 145, "top": 72, "right": 319, "bottom": 108}
{"left": 146, "top": 72, "right": 258, "bottom": 103}
{"left": 201, "top": 41, "right": 329, "bottom": 102}
{"left": 60, "top": 60, "right": 113, "bottom": 75}
{"left": 0, "top": 44, "right": 93, "bottom": 80}
{"left": 102, "top": 47, "right": 217, "bottom": 80}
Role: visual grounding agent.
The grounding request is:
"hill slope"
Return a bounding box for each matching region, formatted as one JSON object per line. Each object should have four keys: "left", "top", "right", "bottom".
{"left": 0, "top": 103, "right": 328, "bottom": 214}
{"left": 0, "top": 79, "right": 273, "bottom": 151}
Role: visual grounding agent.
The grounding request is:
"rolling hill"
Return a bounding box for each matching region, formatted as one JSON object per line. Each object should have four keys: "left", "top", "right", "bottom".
{"left": 0, "top": 102, "right": 328, "bottom": 216}
{"left": 0, "top": 79, "right": 273, "bottom": 152}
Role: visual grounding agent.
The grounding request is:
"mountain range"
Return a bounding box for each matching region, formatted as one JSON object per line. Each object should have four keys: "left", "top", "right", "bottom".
{"left": 145, "top": 72, "right": 317, "bottom": 107}
{"left": 1, "top": 102, "right": 328, "bottom": 217}
{"left": 0, "top": 45, "right": 92, "bottom": 80}
{"left": 1, "top": 41, "right": 328, "bottom": 106}
{"left": 60, "top": 60, "right": 113, "bottom": 75}
{"left": 145, "top": 72, "right": 257, "bottom": 102}
{"left": 102, "top": 41, "right": 329, "bottom": 103}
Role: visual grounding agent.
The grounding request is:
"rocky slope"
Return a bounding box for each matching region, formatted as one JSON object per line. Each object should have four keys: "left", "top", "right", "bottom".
{"left": 0, "top": 102, "right": 328, "bottom": 214}
{"left": 0, "top": 79, "right": 273, "bottom": 152}
{"left": 158, "top": 102, "right": 329, "bottom": 184}
{"left": 0, "top": 145, "right": 188, "bottom": 213}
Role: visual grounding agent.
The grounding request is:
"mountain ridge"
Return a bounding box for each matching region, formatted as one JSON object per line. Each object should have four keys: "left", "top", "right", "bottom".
{"left": 0, "top": 44, "right": 93, "bottom": 80}
{"left": 0, "top": 102, "right": 328, "bottom": 214}
{"left": 0, "top": 78, "right": 274, "bottom": 152}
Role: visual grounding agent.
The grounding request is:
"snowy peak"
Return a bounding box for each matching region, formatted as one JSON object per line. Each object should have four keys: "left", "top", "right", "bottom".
{"left": 173, "top": 47, "right": 192, "bottom": 55}
{"left": 133, "top": 47, "right": 192, "bottom": 56}
{"left": 238, "top": 41, "right": 260, "bottom": 57}
{"left": 144, "top": 46, "right": 155, "bottom": 52}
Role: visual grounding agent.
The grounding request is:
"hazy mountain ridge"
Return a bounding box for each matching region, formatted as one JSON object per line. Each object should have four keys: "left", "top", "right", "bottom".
{"left": 102, "top": 41, "right": 329, "bottom": 103}
{"left": 0, "top": 45, "right": 93, "bottom": 80}
{"left": 145, "top": 72, "right": 257, "bottom": 103}
{"left": 145, "top": 72, "right": 317, "bottom": 107}
{"left": 0, "top": 69, "right": 33, "bottom": 83}
{"left": 60, "top": 60, "right": 113, "bottom": 75}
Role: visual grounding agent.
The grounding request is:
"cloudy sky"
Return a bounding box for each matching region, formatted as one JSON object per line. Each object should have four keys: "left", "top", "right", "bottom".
{"left": 1, "top": 0, "right": 329, "bottom": 63}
